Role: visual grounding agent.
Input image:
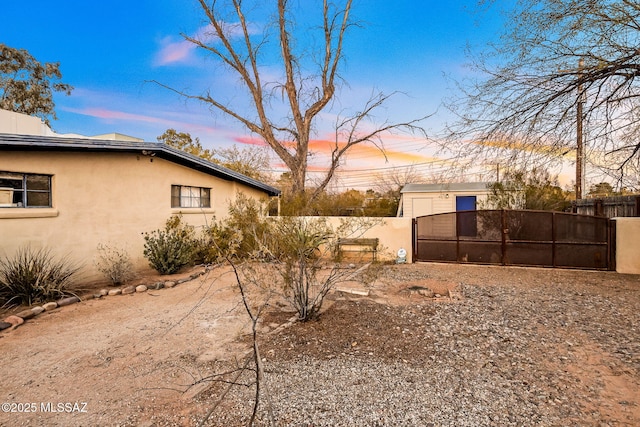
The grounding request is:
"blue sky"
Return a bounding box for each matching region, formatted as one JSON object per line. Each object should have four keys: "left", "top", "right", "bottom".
{"left": 1, "top": 0, "right": 509, "bottom": 187}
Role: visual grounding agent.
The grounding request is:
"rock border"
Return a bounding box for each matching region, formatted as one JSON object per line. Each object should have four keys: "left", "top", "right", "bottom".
{"left": 0, "top": 268, "right": 209, "bottom": 333}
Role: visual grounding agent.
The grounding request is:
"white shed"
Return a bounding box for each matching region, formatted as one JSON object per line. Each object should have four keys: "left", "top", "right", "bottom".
{"left": 397, "top": 182, "right": 491, "bottom": 218}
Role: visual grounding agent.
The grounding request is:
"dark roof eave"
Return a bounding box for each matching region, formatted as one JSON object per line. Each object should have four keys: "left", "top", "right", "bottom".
{"left": 0, "top": 133, "right": 281, "bottom": 197}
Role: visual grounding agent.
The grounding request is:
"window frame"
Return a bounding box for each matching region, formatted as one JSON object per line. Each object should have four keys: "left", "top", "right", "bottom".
{"left": 0, "top": 171, "right": 52, "bottom": 208}
{"left": 171, "top": 185, "right": 211, "bottom": 208}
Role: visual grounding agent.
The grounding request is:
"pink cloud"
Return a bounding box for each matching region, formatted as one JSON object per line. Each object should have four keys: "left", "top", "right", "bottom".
{"left": 154, "top": 22, "right": 259, "bottom": 66}
{"left": 233, "top": 135, "right": 269, "bottom": 147}
{"left": 155, "top": 38, "right": 195, "bottom": 66}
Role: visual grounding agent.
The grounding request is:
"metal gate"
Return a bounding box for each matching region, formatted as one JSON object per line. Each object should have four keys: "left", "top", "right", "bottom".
{"left": 413, "top": 210, "right": 615, "bottom": 270}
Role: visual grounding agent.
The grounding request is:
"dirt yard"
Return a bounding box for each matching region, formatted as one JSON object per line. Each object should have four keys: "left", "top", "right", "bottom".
{"left": 1, "top": 262, "right": 639, "bottom": 426}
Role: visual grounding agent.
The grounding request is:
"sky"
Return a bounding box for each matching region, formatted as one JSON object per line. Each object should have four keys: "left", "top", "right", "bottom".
{"left": 1, "top": 0, "right": 519, "bottom": 190}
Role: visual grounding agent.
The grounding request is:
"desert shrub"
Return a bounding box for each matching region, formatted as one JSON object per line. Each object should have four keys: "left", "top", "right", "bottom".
{"left": 216, "top": 212, "right": 381, "bottom": 321}
{"left": 94, "top": 243, "right": 136, "bottom": 285}
{"left": 142, "top": 215, "right": 197, "bottom": 275}
{"left": 200, "top": 219, "right": 242, "bottom": 262}
{"left": 202, "top": 194, "right": 271, "bottom": 262}
{"left": 204, "top": 197, "right": 382, "bottom": 321}
{"left": 267, "top": 216, "right": 332, "bottom": 261}
{"left": 265, "top": 217, "right": 336, "bottom": 321}
{"left": 264, "top": 217, "right": 385, "bottom": 321}
{"left": 0, "top": 246, "right": 80, "bottom": 306}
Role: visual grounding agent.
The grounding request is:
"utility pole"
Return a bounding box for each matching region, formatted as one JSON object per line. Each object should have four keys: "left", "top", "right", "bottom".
{"left": 575, "top": 58, "right": 585, "bottom": 200}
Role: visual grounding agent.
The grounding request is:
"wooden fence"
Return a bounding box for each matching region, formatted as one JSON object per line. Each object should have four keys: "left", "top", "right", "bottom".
{"left": 572, "top": 195, "right": 640, "bottom": 218}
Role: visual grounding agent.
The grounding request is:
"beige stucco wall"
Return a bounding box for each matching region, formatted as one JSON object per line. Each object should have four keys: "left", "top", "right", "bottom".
{"left": 0, "top": 150, "right": 272, "bottom": 282}
{"left": 319, "top": 216, "right": 413, "bottom": 263}
{"left": 614, "top": 217, "right": 640, "bottom": 274}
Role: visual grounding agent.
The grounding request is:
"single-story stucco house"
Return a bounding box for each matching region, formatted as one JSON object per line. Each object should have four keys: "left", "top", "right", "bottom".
{"left": 0, "top": 112, "right": 279, "bottom": 282}
{"left": 397, "top": 182, "right": 492, "bottom": 218}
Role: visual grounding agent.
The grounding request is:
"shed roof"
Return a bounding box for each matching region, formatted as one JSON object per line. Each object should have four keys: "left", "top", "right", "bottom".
{"left": 0, "top": 133, "right": 280, "bottom": 197}
{"left": 401, "top": 182, "right": 490, "bottom": 194}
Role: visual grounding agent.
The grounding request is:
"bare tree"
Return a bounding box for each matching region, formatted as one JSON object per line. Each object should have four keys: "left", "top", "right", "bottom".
{"left": 195, "top": 230, "right": 275, "bottom": 426}
{"left": 446, "top": 0, "right": 640, "bottom": 190}
{"left": 374, "top": 165, "right": 427, "bottom": 200}
{"left": 154, "top": 0, "right": 426, "bottom": 199}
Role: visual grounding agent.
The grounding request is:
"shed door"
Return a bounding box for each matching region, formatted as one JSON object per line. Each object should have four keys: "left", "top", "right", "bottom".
{"left": 456, "top": 196, "right": 477, "bottom": 236}
{"left": 456, "top": 196, "right": 476, "bottom": 211}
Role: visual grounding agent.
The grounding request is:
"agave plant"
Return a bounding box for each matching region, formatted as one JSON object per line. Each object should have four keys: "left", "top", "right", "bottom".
{"left": 0, "top": 246, "right": 80, "bottom": 306}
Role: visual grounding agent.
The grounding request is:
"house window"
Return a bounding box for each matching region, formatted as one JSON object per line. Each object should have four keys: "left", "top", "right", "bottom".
{"left": 0, "top": 172, "right": 52, "bottom": 208}
{"left": 171, "top": 185, "right": 211, "bottom": 208}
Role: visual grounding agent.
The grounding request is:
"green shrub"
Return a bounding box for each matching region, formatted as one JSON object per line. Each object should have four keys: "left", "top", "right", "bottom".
{"left": 0, "top": 246, "right": 80, "bottom": 307}
{"left": 200, "top": 219, "right": 242, "bottom": 262}
{"left": 142, "top": 215, "right": 197, "bottom": 275}
{"left": 94, "top": 243, "right": 136, "bottom": 285}
{"left": 201, "top": 194, "right": 271, "bottom": 262}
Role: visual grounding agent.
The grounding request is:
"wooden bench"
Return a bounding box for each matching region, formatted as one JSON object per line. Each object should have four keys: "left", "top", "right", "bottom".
{"left": 336, "top": 238, "right": 379, "bottom": 262}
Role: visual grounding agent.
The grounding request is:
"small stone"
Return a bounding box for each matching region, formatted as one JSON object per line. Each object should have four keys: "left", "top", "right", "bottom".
{"left": 0, "top": 321, "right": 11, "bottom": 331}
{"left": 93, "top": 293, "right": 103, "bottom": 299}
{"left": 135, "top": 285, "right": 147, "bottom": 293}
{"left": 42, "top": 302, "right": 57, "bottom": 311}
{"left": 99, "top": 289, "right": 109, "bottom": 296}
{"left": 108, "top": 289, "right": 122, "bottom": 296}
{"left": 31, "top": 306, "right": 45, "bottom": 315}
{"left": 153, "top": 282, "right": 164, "bottom": 290}
{"left": 418, "top": 288, "right": 434, "bottom": 298}
{"left": 3, "top": 316, "right": 23, "bottom": 329}
{"left": 57, "top": 296, "right": 80, "bottom": 307}
{"left": 16, "top": 309, "right": 36, "bottom": 320}
{"left": 122, "top": 286, "right": 136, "bottom": 295}
{"left": 164, "top": 281, "right": 176, "bottom": 288}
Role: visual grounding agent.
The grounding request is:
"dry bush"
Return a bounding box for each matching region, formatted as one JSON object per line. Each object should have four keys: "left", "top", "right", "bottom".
{"left": 94, "top": 243, "right": 137, "bottom": 286}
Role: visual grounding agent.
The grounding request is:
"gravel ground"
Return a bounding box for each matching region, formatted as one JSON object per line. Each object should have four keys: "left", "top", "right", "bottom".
{"left": 198, "top": 263, "right": 640, "bottom": 427}
{"left": 2, "top": 262, "right": 638, "bottom": 426}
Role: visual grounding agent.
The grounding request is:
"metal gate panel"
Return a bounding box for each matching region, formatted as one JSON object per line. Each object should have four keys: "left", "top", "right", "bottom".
{"left": 414, "top": 210, "right": 613, "bottom": 270}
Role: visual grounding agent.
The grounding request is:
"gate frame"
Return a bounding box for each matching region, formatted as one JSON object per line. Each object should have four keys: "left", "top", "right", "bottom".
{"left": 413, "top": 209, "right": 615, "bottom": 271}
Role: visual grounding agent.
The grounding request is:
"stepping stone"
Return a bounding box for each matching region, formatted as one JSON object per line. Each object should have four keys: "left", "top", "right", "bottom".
{"left": 16, "top": 309, "right": 36, "bottom": 320}
{"left": 4, "top": 315, "right": 24, "bottom": 328}
{"left": 57, "top": 296, "right": 80, "bottom": 307}
{"left": 42, "top": 302, "right": 58, "bottom": 311}
{"left": 31, "top": 306, "right": 45, "bottom": 315}
{"left": 121, "top": 286, "right": 136, "bottom": 295}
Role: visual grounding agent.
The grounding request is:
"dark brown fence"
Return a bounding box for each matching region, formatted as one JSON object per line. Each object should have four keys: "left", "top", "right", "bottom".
{"left": 413, "top": 210, "right": 614, "bottom": 270}
{"left": 572, "top": 195, "right": 640, "bottom": 218}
